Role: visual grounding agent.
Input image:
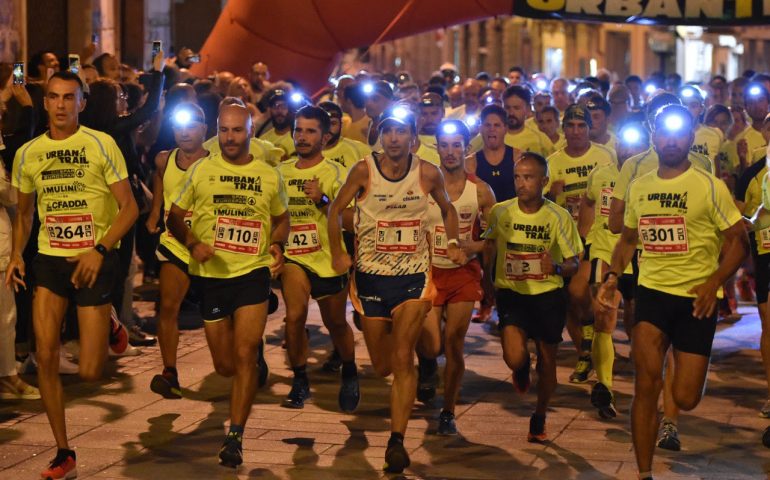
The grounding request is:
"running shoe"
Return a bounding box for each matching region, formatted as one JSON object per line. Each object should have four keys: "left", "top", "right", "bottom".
{"left": 218, "top": 432, "right": 243, "bottom": 468}
{"left": 0, "top": 377, "right": 40, "bottom": 400}
{"left": 590, "top": 382, "right": 617, "bottom": 419}
{"left": 437, "top": 410, "right": 458, "bottom": 436}
{"left": 513, "top": 356, "right": 531, "bottom": 394}
{"left": 127, "top": 325, "right": 157, "bottom": 347}
{"left": 150, "top": 370, "right": 182, "bottom": 399}
{"left": 108, "top": 311, "right": 130, "bottom": 355}
{"left": 283, "top": 376, "right": 310, "bottom": 409}
{"left": 656, "top": 420, "right": 681, "bottom": 451}
{"left": 383, "top": 441, "right": 410, "bottom": 473}
{"left": 759, "top": 399, "right": 770, "bottom": 418}
{"left": 322, "top": 348, "right": 342, "bottom": 373}
{"left": 527, "top": 413, "right": 548, "bottom": 443}
{"left": 338, "top": 374, "right": 360, "bottom": 413}
{"left": 40, "top": 449, "right": 77, "bottom": 479}
{"left": 569, "top": 355, "right": 593, "bottom": 384}
{"left": 257, "top": 340, "right": 269, "bottom": 388}
{"left": 416, "top": 356, "right": 438, "bottom": 403}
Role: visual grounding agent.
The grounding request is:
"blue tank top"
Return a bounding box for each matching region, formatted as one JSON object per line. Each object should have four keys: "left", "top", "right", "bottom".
{"left": 475, "top": 146, "right": 516, "bottom": 202}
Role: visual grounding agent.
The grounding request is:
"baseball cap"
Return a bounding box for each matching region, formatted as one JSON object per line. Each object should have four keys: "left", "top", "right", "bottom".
{"left": 562, "top": 104, "right": 593, "bottom": 128}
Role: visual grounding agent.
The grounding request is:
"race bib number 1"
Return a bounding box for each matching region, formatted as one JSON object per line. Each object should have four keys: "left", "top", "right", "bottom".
{"left": 46, "top": 214, "right": 94, "bottom": 249}
{"left": 287, "top": 223, "right": 321, "bottom": 255}
{"left": 639, "top": 216, "right": 688, "bottom": 254}
{"left": 376, "top": 219, "right": 420, "bottom": 253}
{"left": 214, "top": 216, "right": 262, "bottom": 255}
{"left": 504, "top": 252, "right": 546, "bottom": 281}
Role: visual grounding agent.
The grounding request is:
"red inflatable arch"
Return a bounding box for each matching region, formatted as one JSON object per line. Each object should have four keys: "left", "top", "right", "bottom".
{"left": 190, "top": 0, "right": 514, "bottom": 92}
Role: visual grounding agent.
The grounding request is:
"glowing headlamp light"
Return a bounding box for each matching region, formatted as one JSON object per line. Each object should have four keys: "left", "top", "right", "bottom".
{"left": 536, "top": 79, "right": 547, "bottom": 91}
{"left": 173, "top": 109, "right": 193, "bottom": 126}
{"left": 680, "top": 88, "right": 695, "bottom": 98}
{"left": 663, "top": 114, "right": 685, "bottom": 132}
{"left": 442, "top": 122, "right": 458, "bottom": 135}
{"left": 621, "top": 127, "right": 642, "bottom": 144}
{"left": 290, "top": 92, "right": 304, "bottom": 104}
{"left": 645, "top": 84, "right": 657, "bottom": 94}
{"left": 749, "top": 86, "right": 762, "bottom": 97}
{"left": 362, "top": 82, "right": 374, "bottom": 95}
{"left": 392, "top": 106, "right": 409, "bottom": 119}
{"left": 465, "top": 115, "right": 479, "bottom": 127}
{"left": 485, "top": 96, "right": 495, "bottom": 104}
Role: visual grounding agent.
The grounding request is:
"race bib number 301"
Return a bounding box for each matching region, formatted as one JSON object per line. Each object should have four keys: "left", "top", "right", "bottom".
{"left": 639, "top": 216, "right": 688, "bottom": 254}
{"left": 375, "top": 219, "right": 420, "bottom": 253}
{"left": 214, "top": 216, "right": 262, "bottom": 255}
{"left": 504, "top": 252, "right": 546, "bottom": 281}
{"left": 287, "top": 223, "right": 321, "bottom": 255}
{"left": 46, "top": 214, "right": 94, "bottom": 249}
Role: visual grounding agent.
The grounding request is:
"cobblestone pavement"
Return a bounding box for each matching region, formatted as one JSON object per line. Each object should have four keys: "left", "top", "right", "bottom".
{"left": 1, "top": 289, "right": 769, "bottom": 479}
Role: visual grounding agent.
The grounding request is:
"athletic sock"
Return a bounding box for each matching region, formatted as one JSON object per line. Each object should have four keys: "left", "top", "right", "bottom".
{"left": 228, "top": 424, "right": 244, "bottom": 441}
{"left": 388, "top": 432, "right": 404, "bottom": 447}
{"left": 341, "top": 361, "right": 357, "bottom": 379}
{"left": 580, "top": 317, "right": 595, "bottom": 355}
{"left": 292, "top": 365, "right": 308, "bottom": 381}
{"left": 592, "top": 331, "right": 615, "bottom": 388}
{"left": 163, "top": 366, "right": 178, "bottom": 377}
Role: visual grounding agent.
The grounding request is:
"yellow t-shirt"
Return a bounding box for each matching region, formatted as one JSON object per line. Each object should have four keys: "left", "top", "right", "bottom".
{"left": 341, "top": 115, "right": 370, "bottom": 144}
{"left": 259, "top": 128, "right": 296, "bottom": 158}
{"left": 277, "top": 158, "right": 346, "bottom": 278}
{"left": 203, "top": 136, "right": 283, "bottom": 167}
{"left": 484, "top": 198, "right": 583, "bottom": 295}
{"left": 323, "top": 137, "right": 370, "bottom": 172}
{"left": 624, "top": 166, "right": 742, "bottom": 298}
{"left": 584, "top": 163, "right": 623, "bottom": 266}
{"left": 691, "top": 124, "right": 722, "bottom": 169}
{"left": 725, "top": 126, "right": 767, "bottom": 172}
{"left": 745, "top": 164, "right": 770, "bottom": 254}
{"left": 545, "top": 143, "right": 617, "bottom": 220}
{"left": 613, "top": 148, "right": 712, "bottom": 202}
{"left": 418, "top": 134, "right": 437, "bottom": 148}
{"left": 159, "top": 149, "right": 194, "bottom": 263}
{"left": 172, "top": 152, "right": 288, "bottom": 279}
{"left": 504, "top": 125, "right": 552, "bottom": 157}
{"left": 12, "top": 126, "right": 127, "bottom": 257}
{"left": 415, "top": 142, "right": 441, "bottom": 166}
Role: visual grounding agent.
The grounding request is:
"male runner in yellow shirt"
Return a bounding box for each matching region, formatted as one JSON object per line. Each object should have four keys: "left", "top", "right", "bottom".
{"left": 484, "top": 152, "right": 582, "bottom": 443}
{"left": 168, "top": 103, "right": 289, "bottom": 468}
{"left": 6, "top": 71, "right": 139, "bottom": 480}
{"left": 277, "top": 106, "right": 359, "bottom": 412}
{"left": 597, "top": 105, "right": 747, "bottom": 480}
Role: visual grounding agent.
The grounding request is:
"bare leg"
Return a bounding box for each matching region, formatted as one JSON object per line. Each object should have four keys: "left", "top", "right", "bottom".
{"left": 157, "top": 262, "right": 190, "bottom": 369}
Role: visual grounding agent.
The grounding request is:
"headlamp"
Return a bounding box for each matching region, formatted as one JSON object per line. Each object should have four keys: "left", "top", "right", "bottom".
{"left": 362, "top": 82, "right": 374, "bottom": 95}
{"left": 663, "top": 114, "right": 685, "bottom": 132}
{"left": 535, "top": 79, "right": 547, "bottom": 91}
{"left": 680, "top": 88, "right": 695, "bottom": 98}
{"left": 173, "top": 109, "right": 193, "bottom": 126}
{"left": 621, "top": 127, "right": 642, "bottom": 144}
{"left": 748, "top": 86, "right": 762, "bottom": 97}
{"left": 485, "top": 96, "right": 495, "bottom": 104}
{"left": 290, "top": 92, "right": 304, "bottom": 104}
{"left": 465, "top": 115, "right": 479, "bottom": 127}
{"left": 645, "top": 84, "right": 657, "bottom": 94}
{"left": 392, "top": 106, "right": 409, "bottom": 119}
{"left": 442, "top": 122, "right": 458, "bottom": 135}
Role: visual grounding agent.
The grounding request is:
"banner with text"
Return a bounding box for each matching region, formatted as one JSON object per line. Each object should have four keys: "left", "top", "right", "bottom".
{"left": 512, "top": 0, "right": 770, "bottom": 26}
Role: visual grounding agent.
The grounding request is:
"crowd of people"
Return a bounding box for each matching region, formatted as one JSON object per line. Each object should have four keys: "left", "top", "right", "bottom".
{"left": 1, "top": 46, "right": 770, "bottom": 480}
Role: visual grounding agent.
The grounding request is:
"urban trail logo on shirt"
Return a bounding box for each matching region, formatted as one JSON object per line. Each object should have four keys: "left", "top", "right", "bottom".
{"left": 513, "top": 223, "right": 551, "bottom": 240}
{"left": 220, "top": 175, "right": 262, "bottom": 192}
{"left": 648, "top": 192, "right": 688, "bottom": 209}
{"left": 47, "top": 148, "right": 88, "bottom": 165}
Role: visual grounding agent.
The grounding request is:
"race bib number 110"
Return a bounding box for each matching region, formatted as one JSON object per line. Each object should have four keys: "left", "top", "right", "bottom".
{"left": 214, "top": 216, "right": 262, "bottom": 255}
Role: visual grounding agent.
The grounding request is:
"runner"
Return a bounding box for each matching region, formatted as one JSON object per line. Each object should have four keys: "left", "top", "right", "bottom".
{"left": 167, "top": 102, "right": 289, "bottom": 467}
{"left": 327, "top": 104, "right": 465, "bottom": 473}
{"left": 483, "top": 152, "right": 582, "bottom": 443}
{"left": 415, "top": 119, "right": 495, "bottom": 435}
{"left": 597, "top": 105, "right": 747, "bottom": 480}
{"left": 318, "top": 101, "right": 370, "bottom": 171}
{"left": 277, "top": 105, "right": 359, "bottom": 412}
{"left": 6, "top": 71, "right": 139, "bottom": 479}
{"left": 578, "top": 121, "right": 649, "bottom": 418}
{"left": 145, "top": 103, "right": 209, "bottom": 399}
{"left": 545, "top": 104, "right": 616, "bottom": 384}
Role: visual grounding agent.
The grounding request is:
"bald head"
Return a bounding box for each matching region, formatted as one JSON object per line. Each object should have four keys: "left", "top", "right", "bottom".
{"left": 218, "top": 104, "right": 252, "bottom": 162}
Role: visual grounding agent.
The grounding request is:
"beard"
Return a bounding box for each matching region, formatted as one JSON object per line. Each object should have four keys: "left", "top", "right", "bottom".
{"left": 272, "top": 115, "right": 291, "bottom": 131}
{"left": 507, "top": 116, "right": 522, "bottom": 130}
{"left": 326, "top": 130, "right": 341, "bottom": 147}
{"left": 220, "top": 140, "right": 249, "bottom": 161}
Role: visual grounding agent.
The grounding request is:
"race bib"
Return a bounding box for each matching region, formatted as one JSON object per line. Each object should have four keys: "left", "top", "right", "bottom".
{"left": 600, "top": 187, "right": 613, "bottom": 216}
{"left": 638, "top": 216, "right": 688, "bottom": 254}
{"left": 566, "top": 195, "right": 581, "bottom": 220}
{"left": 286, "top": 223, "right": 321, "bottom": 255}
{"left": 214, "top": 216, "right": 262, "bottom": 255}
{"left": 760, "top": 227, "right": 770, "bottom": 250}
{"left": 165, "top": 209, "right": 192, "bottom": 237}
{"left": 432, "top": 224, "right": 471, "bottom": 257}
{"left": 375, "top": 219, "right": 420, "bottom": 253}
{"left": 504, "top": 252, "right": 546, "bottom": 281}
{"left": 45, "top": 214, "right": 94, "bottom": 249}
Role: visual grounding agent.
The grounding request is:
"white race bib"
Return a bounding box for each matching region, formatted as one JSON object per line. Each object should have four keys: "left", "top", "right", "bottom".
{"left": 46, "top": 214, "right": 94, "bottom": 249}
{"left": 760, "top": 227, "right": 770, "bottom": 250}
{"left": 432, "top": 224, "right": 472, "bottom": 257}
{"left": 375, "top": 219, "right": 420, "bottom": 253}
{"left": 600, "top": 187, "right": 613, "bottom": 216}
{"left": 286, "top": 223, "right": 321, "bottom": 255}
{"left": 214, "top": 216, "right": 262, "bottom": 255}
{"left": 504, "top": 252, "right": 546, "bottom": 281}
{"left": 638, "top": 216, "right": 688, "bottom": 254}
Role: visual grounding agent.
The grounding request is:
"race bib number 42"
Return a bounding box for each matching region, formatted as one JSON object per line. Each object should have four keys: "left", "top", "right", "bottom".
{"left": 639, "top": 216, "right": 688, "bottom": 254}
{"left": 376, "top": 219, "right": 420, "bottom": 253}
{"left": 287, "top": 223, "right": 321, "bottom": 255}
{"left": 504, "top": 252, "right": 546, "bottom": 281}
{"left": 214, "top": 216, "right": 262, "bottom": 255}
{"left": 46, "top": 214, "right": 94, "bottom": 249}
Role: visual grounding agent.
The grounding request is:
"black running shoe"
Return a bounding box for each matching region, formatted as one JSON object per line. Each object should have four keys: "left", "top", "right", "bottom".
{"left": 268, "top": 290, "right": 279, "bottom": 315}
{"left": 657, "top": 420, "right": 681, "bottom": 451}
{"left": 513, "top": 356, "right": 531, "bottom": 394}
{"left": 322, "top": 348, "right": 342, "bottom": 373}
{"left": 416, "top": 356, "right": 438, "bottom": 403}
{"left": 590, "top": 382, "right": 617, "bottom": 419}
{"left": 569, "top": 355, "right": 593, "bottom": 384}
{"left": 437, "top": 410, "right": 458, "bottom": 436}
{"left": 219, "top": 432, "right": 243, "bottom": 468}
{"left": 527, "top": 413, "right": 548, "bottom": 443}
{"left": 338, "top": 374, "right": 360, "bottom": 413}
{"left": 257, "top": 340, "right": 269, "bottom": 388}
{"left": 383, "top": 441, "right": 410, "bottom": 473}
{"left": 283, "top": 376, "right": 310, "bottom": 409}
{"left": 150, "top": 370, "right": 182, "bottom": 399}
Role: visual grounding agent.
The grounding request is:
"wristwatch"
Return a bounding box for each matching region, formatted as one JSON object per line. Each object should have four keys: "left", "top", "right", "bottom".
{"left": 447, "top": 239, "right": 460, "bottom": 248}
{"left": 94, "top": 244, "right": 108, "bottom": 256}
{"left": 315, "top": 194, "right": 330, "bottom": 209}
